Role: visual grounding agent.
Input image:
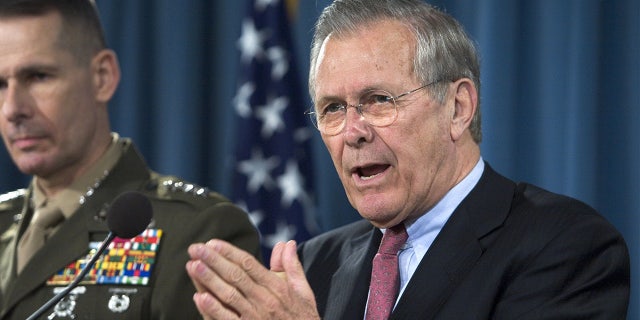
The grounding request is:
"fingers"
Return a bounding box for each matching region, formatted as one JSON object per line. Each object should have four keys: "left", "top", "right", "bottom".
{"left": 187, "top": 245, "right": 208, "bottom": 293}
{"left": 187, "top": 240, "right": 294, "bottom": 316}
{"left": 187, "top": 243, "right": 207, "bottom": 292}
{"left": 193, "top": 291, "right": 239, "bottom": 320}
{"left": 186, "top": 239, "right": 320, "bottom": 319}
{"left": 203, "top": 240, "right": 275, "bottom": 281}
{"left": 203, "top": 240, "right": 290, "bottom": 302}
{"left": 186, "top": 242, "right": 261, "bottom": 318}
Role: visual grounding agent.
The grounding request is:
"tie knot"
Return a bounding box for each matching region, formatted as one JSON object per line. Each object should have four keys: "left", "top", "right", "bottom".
{"left": 32, "top": 205, "right": 63, "bottom": 229}
{"left": 378, "top": 223, "right": 407, "bottom": 255}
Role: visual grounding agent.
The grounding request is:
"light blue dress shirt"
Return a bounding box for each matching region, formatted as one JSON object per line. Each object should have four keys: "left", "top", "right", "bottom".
{"left": 396, "top": 158, "right": 484, "bottom": 303}
{"left": 364, "top": 159, "right": 484, "bottom": 317}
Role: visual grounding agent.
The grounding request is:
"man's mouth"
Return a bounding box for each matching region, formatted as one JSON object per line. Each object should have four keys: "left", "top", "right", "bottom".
{"left": 9, "top": 132, "right": 46, "bottom": 150}
{"left": 356, "top": 164, "right": 390, "bottom": 180}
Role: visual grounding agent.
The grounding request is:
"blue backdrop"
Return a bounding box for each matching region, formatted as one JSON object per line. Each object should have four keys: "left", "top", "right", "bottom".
{"left": 0, "top": 0, "right": 637, "bottom": 317}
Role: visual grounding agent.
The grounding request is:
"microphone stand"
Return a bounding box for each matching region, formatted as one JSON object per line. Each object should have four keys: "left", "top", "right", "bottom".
{"left": 26, "top": 232, "right": 116, "bottom": 320}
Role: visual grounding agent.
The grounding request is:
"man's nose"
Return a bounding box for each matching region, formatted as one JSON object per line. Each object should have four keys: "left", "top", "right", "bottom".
{"left": 1, "top": 82, "right": 33, "bottom": 122}
{"left": 343, "top": 106, "right": 373, "bottom": 146}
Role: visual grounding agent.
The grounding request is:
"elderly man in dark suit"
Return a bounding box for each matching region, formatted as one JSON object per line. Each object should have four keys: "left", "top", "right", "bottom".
{"left": 186, "top": 0, "right": 630, "bottom": 319}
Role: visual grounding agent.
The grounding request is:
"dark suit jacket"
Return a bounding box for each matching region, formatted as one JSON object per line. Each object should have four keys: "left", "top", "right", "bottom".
{"left": 0, "top": 139, "right": 261, "bottom": 319}
{"left": 299, "top": 163, "right": 630, "bottom": 319}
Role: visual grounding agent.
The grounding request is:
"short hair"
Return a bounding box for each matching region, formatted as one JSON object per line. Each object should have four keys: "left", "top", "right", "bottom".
{"left": 309, "top": 0, "right": 482, "bottom": 143}
{"left": 0, "top": 0, "right": 107, "bottom": 64}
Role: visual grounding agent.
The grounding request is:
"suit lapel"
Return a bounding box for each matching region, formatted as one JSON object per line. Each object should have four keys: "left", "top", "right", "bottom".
{"left": 4, "top": 205, "right": 98, "bottom": 311}
{"left": 391, "top": 164, "right": 516, "bottom": 319}
{"left": 323, "top": 227, "right": 380, "bottom": 319}
{"left": 391, "top": 209, "right": 483, "bottom": 320}
{"left": 0, "top": 190, "right": 30, "bottom": 315}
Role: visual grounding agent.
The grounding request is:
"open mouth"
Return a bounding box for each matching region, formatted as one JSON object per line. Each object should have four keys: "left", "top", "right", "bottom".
{"left": 356, "top": 164, "right": 389, "bottom": 180}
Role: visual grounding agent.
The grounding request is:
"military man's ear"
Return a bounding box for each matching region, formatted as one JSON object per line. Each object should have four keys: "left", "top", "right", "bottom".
{"left": 92, "top": 49, "right": 121, "bottom": 103}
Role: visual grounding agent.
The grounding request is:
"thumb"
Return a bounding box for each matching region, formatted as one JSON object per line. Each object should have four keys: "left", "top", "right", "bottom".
{"left": 282, "top": 240, "right": 313, "bottom": 294}
{"left": 281, "top": 240, "right": 319, "bottom": 317}
{"left": 269, "top": 241, "right": 286, "bottom": 272}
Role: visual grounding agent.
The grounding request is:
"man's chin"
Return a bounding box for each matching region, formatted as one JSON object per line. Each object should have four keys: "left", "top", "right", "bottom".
{"left": 13, "top": 156, "right": 50, "bottom": 176}
{"left": 357, "top": 203, "right": 401, "bottom": 227}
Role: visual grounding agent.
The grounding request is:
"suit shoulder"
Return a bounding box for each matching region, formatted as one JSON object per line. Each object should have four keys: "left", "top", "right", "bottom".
{"left": 513, "top": 183, "right": 620, "bottom": 236}
{"left": 515, "top": 183, "right": 598, "bottom": 217}
{"left": 0, "top": 189, "right": 27, "bottom": 212}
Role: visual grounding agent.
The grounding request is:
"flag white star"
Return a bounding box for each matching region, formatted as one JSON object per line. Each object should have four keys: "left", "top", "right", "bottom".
{"left": 294, "top": 127, "right": 313, "bottom": 143}
{"left": 233, "top": 82, "right": 255, "bottom": 118}
{"left": 277, "top": 160, "right": 307, "bottom": 208}
{"left": 248, "top": 210, "right": 265, "bottom": 228}
{"left": 238, "top": 148, "right": 280, "bottom": 193}
{"left": 256, "top": 96, "right": 288, "bottom": 138}
{"left": 236, "top": 200, "right": 265, "bottom": 227}
{"left": 263, "top": 220, "right": 297, "bottom": 248}
{"left": 238, "top": 19, "right": 268, "bottom": 63}
{"left": 267, "top": 46, "right": 289, "bottom": 80}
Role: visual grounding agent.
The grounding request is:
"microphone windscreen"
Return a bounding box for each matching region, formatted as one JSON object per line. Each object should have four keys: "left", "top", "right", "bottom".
{"left": 106, "top": 191, "right": 153, "bottom": 238}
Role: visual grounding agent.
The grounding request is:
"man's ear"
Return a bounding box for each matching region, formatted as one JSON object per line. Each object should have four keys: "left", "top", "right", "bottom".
{"left": 91, "top": 49, "right": 121, "bottom": 103}
{"left": 450, "top": 78, "right": 478, "bottom": 141}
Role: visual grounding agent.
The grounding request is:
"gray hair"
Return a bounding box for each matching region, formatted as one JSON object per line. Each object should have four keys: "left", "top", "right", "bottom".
{"left": 309, "top": 0, "right": 482, "bottom": 143}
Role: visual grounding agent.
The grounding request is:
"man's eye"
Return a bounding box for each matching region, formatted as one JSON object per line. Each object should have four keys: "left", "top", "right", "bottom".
{"left": 367, "top": 93, "right": 393, "bottom": 105}
{"left": 29, "top": 72, "right": 50, "bottom": 82}
{"left": 322, "top": 103, "right": 345, "bottom": 115}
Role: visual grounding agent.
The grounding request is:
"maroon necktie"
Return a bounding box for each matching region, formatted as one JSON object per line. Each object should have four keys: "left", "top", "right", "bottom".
{"left": 365, "top": 223, "right": 408, "bottom": 320}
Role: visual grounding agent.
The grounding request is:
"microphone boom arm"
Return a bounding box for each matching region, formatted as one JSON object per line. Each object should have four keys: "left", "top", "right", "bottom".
{"left": 26, "top": 232, "right": 116, "bottom": 320}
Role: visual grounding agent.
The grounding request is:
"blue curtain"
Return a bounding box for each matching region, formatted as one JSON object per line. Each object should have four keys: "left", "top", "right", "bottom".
{"left": 0, "top": 0, "right": 636, "bottom": 317}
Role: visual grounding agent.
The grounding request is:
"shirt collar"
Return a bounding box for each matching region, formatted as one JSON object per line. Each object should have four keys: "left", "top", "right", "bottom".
{"left": 404, "top": 158, "right": 485, "bottom": 244}
{"left": 32, "top": 133, "right": 124, "bottom": 219}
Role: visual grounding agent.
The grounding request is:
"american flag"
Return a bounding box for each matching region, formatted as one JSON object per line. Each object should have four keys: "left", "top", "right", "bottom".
{"left": 231, "top": 0, "right": 317, "bottom": 263}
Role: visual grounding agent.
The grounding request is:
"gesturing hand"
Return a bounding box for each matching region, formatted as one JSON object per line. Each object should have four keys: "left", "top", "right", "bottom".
{"left": 186, "top": 239, "right": 320, "bottom": 320}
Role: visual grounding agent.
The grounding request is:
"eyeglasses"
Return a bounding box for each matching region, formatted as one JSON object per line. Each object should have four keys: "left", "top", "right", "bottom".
{"left": 306, "top": 81, "right": 440, "bottom": 136}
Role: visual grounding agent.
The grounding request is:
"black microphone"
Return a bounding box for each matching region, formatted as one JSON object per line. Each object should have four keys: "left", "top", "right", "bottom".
{"left": 27, "top": 191, "right": 153, "bottom": 320}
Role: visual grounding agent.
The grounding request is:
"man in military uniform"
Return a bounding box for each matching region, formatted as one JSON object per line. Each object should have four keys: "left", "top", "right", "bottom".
{"left": 0, "top": 0, "right": 261, "bottom": 318}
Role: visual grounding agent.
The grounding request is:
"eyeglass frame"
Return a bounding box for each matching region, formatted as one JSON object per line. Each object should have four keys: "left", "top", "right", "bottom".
{"left": 305, "top": 80, "right": 443, "bottom": 136}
